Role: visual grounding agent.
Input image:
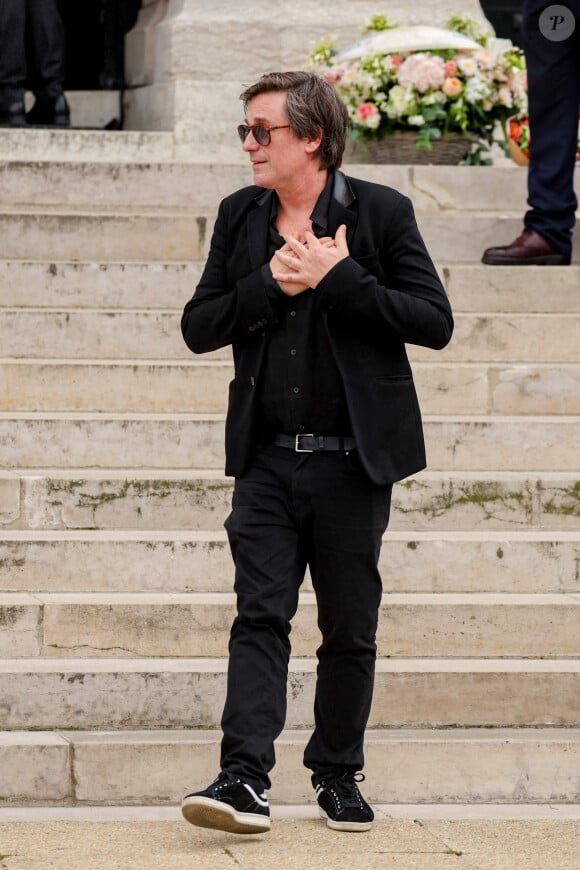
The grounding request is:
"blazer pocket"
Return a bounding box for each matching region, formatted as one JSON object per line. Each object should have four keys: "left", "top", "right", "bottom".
{"left": 374, "top": 374, "right": 413, "bottom": 384}
{"left": 373, "top": 375, "right": 416, "bottom": 409}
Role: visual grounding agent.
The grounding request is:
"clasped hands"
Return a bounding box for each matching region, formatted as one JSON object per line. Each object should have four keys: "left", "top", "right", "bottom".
{"left": 270, "top": 224, "right": 349, "bottom": 296}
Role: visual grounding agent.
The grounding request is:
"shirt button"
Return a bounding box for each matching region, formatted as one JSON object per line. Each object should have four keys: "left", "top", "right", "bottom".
{"left": 293, "top": 387, "right": 300, "bottom": 394}
{"left": 290, "top": 349, "right": 297, "bottom": 356}
{"left": 289, "top": 310, "right": 297, "bottom": 317}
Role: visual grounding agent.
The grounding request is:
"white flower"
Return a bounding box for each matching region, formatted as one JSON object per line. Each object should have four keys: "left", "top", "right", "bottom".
{"left": 457, "top": 56, "right": 478, "bottom": 76}
{"left": 385, "top": 84, "right": 412, "bottom": 118}
{"left": 473, "top": 49, "right": 494, "bottom": 70}
{"left": 464, "top": 75, "right": 491, "bottom": 103}
{"left": 364, "top": 112, "right": 381, "bottom": 130}
{"left": 422, "top": 90, "right": 446, "bottom": 105}
{"left": 497, "top": 86, "right": 513, "bottom": 107}
{"left": 408, "top": 114, "right": 425, "bottom": 126}
{"left": 485, "top": 37, "right": 515, "bottom": 65}
{"left": 509, "top": 70, "right": 527, "bottom": 102}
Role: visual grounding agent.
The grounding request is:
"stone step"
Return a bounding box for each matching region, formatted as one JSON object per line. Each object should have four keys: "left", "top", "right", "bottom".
{"left": 57, "top": 90, "right": 122, "bottom": 130}
{"left": 3, "top": 592, "right": 580, "bottom": 658}
{"left": 0, "top": 210, "right": 204, "bottom": 262}
{"left": 0, "top": 129, "right": 178, "bottom": 164}
{"left": 2, "top": 159, "right": 578, "bottom": 215}
{"left": 1, "top": 359, "right": 579, "bottom": 415}
{"left": 2, "top": 728, "right": 579, "bottom": 804}
{"left": 1, "top": 261, "right": 578, "bottom": 313}
{"left": 23, "top": 89, "right": 123, "bottom": 131}
{"left": 0, "top": 413, "right": 578, "bottom": 471}
{"left": 0, "top": 162, "right": 535, "bottom": 211}
{"left": 1, "top": 530, "right": 579, "bottom": 594}
{"left": 0, "top": 162, "right": 250, "bottom": 210}
{"left": 422, "top": 215, "right": 579, "bottom": 262}
{"left": 1, "top": 207, "right": 578, "bottom": 264}
{"left": 1, "top": 658, "right": 579, "bottom": 730}
{"left": 3, "top": 470, "right": 578, "bottom": 532}
{"left": 0, "top": 261, "right": 203, "bottom": 310}
{"left": 1, "top": 310, "right": 578, "bottom": 363}
{"left": 443, "top": 264, "right": 580, "bottom": 313}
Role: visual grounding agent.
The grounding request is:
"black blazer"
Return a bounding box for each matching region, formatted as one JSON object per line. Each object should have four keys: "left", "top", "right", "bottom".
{"left": 181, "top": 171, "right": 454, "bottom": 485}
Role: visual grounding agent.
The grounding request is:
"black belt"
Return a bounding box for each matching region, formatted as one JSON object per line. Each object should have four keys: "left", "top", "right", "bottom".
{"left": 270, "top": 433, "right": 356, "bottom": 453}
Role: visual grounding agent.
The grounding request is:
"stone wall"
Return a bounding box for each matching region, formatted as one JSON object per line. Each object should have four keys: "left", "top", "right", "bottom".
{"left": 123, "top": 0, "right": 491, "bottom": 159}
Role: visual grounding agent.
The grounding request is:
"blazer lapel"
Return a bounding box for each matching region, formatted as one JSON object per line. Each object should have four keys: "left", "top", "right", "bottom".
{"left": 247, "top": 188, "right": 274, "bottom": 270}
{"left": 328, "top": 171, "right": 357, "bottom": 248}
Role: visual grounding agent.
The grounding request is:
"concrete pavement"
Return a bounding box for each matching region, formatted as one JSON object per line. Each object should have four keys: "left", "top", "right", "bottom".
{"left": 0, "top": 806, "right": 579, "bottom": 869}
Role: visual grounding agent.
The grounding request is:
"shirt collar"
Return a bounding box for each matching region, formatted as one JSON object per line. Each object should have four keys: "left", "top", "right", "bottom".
{"left": 265, "top": 170, "right": 335, "bottom": 237}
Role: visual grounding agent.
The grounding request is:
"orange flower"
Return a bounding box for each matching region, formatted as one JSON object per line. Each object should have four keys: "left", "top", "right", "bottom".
{"left": 442, "top": 77, "right": 462, "bottom": 98}
{"left": 509, "top": 121, "right": 522, "bottom": 140}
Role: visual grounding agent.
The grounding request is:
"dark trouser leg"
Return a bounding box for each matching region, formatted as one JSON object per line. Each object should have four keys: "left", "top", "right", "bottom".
{"left": 522, "top": 0, "right": 580, "bottom": 256}
{"left": 0, "top": 0, "right": 27, "bottom": 105}
{"left": 221, "top": 448, "right": 306, "bottom": 792}
{"left": 25, "top": 0, "right": 66, "bottom": 99}
{"left": 301, "top": 451, "right": 392, "bottom": 781}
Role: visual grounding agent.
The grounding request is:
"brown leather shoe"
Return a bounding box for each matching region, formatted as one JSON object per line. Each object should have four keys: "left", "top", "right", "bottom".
{"left": 482, "top": 229, "right": 570, "bottom": 265}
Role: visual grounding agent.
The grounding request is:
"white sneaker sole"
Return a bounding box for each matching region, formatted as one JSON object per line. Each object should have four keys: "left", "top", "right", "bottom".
{"left": 319, "top": 807, "right": 373, "bottom": 832}
{"left": 182, "top": 795, "right": 271, "bottom": 834}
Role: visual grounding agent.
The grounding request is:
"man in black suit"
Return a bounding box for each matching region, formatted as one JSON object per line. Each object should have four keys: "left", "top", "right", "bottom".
{"left": 181, "top": 71, "right": 453, "bottom": 835}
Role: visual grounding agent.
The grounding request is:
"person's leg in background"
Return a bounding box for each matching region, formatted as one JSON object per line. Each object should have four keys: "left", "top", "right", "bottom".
{"left": 0, "top": 0, "right": 27, "bottom": 125}
{"left": 481, "top": 0, "right": 579, "bottom": 265}
{"left": 523, "top": 0, "right": 580, "bottom": 259}
{"left": 25, "top": 0, "right": 70, "bottom": 125}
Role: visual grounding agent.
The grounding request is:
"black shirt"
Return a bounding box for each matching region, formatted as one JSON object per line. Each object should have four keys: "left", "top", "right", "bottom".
{"left": 258, "top": 171, "right": 352, "bottom": 437}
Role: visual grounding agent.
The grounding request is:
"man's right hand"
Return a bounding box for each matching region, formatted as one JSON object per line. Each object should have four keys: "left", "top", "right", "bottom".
{"left": 270, "top": 237, "right": 335, "bottom": 296}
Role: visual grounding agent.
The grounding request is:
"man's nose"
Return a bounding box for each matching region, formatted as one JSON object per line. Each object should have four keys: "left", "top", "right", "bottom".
{"left": 242, "top": 131, "right": 260, "bottom": 151}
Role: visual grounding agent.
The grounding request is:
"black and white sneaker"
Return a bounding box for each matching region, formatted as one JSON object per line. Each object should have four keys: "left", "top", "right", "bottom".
{"left": 315, "top": 772, "right": 374, "bottom": 832}
{"left": 181, "top": 772, "right": 271, "bottom": 834}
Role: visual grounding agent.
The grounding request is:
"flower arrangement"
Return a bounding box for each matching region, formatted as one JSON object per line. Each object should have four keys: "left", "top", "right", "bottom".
{"left": 307, "top": 15, "right": 527, "bottom": 160}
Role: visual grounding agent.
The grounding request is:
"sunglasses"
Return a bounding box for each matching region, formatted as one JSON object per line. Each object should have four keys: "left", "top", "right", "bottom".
{"left": 237, "top": 123, "right": 291, "bottom": 146}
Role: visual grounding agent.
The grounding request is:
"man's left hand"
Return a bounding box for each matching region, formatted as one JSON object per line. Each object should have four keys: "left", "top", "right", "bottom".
{"left": 272, "top": 224, "right": 349, "bottom": 289}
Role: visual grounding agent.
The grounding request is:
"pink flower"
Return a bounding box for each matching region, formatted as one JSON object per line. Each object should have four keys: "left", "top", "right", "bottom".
{"left": 324, "top": 71, "right": 340, "bottom": 84}
{"left": 356, "top": 102, "right": 379, "bottom": 120}
{"left": 442, "top": 77, "right": 462, "bottom": 98}
{"left": 444, "top": 60, "right": 457, "bottom": 76}
{"left": 398, "top": 53, "right": 445, "bottom": 93}
{"left": 391, "top": 54, "right": 402, "bottom": 68}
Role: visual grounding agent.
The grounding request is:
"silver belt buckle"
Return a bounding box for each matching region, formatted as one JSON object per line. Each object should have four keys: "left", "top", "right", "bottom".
{"left": 295, "top": 433, "right": 315, "bottom": 452}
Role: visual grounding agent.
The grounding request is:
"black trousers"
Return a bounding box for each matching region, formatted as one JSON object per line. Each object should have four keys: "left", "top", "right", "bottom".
{"left": 523, "top": 0, "right": 580, "bottom": 256}
{"left": 220, "top": 444, "right": 392, "bottom": 792}
{"left": 0, "top": 0, "right": 65, "bottom": 103}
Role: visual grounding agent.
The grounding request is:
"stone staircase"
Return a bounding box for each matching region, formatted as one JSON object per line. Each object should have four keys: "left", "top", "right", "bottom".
{"left": 0, "top": 129, "right": 579, "bottom": 807}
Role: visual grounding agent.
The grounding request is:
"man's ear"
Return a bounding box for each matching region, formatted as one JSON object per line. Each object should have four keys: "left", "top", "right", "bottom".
{"left": 305, "top": 130, "right": 323, "bottom": 154}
